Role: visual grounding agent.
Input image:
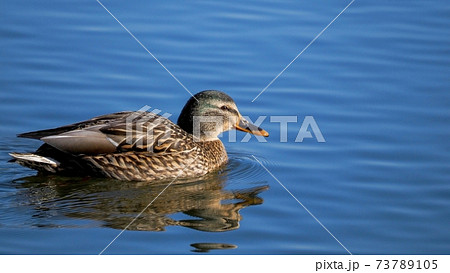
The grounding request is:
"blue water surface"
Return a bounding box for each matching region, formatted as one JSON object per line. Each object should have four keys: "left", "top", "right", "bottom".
{"left": 0, "top": 0, "right": 449, "bottom": 254}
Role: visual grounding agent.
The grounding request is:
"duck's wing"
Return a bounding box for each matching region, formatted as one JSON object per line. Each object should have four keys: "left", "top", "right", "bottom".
{"left": 25, "top": 111, "right": 192, "bottom": 155}
{"left": 100, "top": 111, "right": 192, "bottom": 154}
{"left": 18, "top": 111, "right": 133, "bottom": 140}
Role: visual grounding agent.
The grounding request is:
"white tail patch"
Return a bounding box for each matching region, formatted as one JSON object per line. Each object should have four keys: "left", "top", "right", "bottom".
{"left": 9, "top": 153, "right": 60, "bottom": 167}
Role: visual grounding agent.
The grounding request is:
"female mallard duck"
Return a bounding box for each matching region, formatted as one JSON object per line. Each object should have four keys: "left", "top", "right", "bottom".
{"left": 10, "top": 90, "right": 268, "bottom": 181}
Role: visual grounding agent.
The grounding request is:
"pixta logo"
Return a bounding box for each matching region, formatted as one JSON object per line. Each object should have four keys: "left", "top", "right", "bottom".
{"left": 126, "top": 106, "right": 326, "bottom": 147}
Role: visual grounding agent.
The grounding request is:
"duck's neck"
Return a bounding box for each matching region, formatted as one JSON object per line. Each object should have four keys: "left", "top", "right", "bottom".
{"left": 177, "top": 117, "right": 223, "bottom": 142}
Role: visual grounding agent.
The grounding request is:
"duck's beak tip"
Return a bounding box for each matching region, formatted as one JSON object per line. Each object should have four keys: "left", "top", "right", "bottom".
{"left": 260, "top": 129, "right": 269, "bottom": 137}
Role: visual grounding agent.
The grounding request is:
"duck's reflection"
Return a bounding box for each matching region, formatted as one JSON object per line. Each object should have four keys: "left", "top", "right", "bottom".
{"left": 14, "top": 173, "right": 268, "bottom": 232}
{"left": 190, "top": 243, "right": 237, "bottom": 253}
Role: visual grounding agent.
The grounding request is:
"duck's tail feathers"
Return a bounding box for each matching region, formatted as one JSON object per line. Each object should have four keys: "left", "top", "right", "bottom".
{"left": 9, "top": 153, "right": 60, "bottom": 173}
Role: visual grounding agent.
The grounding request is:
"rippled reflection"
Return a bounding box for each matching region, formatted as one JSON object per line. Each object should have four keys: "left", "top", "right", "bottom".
{"left": 190, "top": 243, "right": 237, "bottom": 253}
{"left": 12, "top": 159, "right": 269, "bottom": 232}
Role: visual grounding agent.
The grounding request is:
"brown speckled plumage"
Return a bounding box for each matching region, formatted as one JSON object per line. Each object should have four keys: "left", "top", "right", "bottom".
{"left": 10, "top": 90, "right": 268, "bottom": 181}
{"left": 84, "top": 138, "right": 227, "bottom": 181}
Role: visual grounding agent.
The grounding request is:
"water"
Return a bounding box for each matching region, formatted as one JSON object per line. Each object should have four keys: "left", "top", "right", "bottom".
{"left": 0, "top": 0, "right": 449, "bottom": 254}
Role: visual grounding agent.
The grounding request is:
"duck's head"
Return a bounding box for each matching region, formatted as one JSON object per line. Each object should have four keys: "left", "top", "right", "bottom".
{"left": 177, "top": 90, "right": 269, "bottom": 141}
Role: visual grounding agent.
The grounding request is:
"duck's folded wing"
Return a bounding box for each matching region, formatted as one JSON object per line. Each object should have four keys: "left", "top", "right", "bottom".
{"left": 17, "top": 111, "right": 133, "bottom": 140}
{"left": 41, "top": 129, "right": 118, "bottom": 154}
{"left": 28, "top": 111, "right": 191, "bottom": 155}
{"left": 100, "top": 112, "right": 190, "bottom": 154}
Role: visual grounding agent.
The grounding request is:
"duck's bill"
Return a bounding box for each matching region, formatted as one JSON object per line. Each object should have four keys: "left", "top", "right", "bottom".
{"left": 235, "top": 118, "right": 269, "bottom": 137}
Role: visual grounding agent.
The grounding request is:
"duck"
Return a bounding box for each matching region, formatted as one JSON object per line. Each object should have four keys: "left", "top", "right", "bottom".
{"left": 10, "top": 90, "right": 269, "bottom": 181}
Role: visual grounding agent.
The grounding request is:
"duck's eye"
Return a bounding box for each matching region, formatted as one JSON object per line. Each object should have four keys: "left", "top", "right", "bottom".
{"left": 220, "top": 105, "right": 230, "bottom": 111}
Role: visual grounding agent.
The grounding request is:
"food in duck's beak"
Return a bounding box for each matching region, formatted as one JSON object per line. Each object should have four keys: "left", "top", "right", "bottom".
{"left": 235, "top": 118, "right": 269, "bottom": 137}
